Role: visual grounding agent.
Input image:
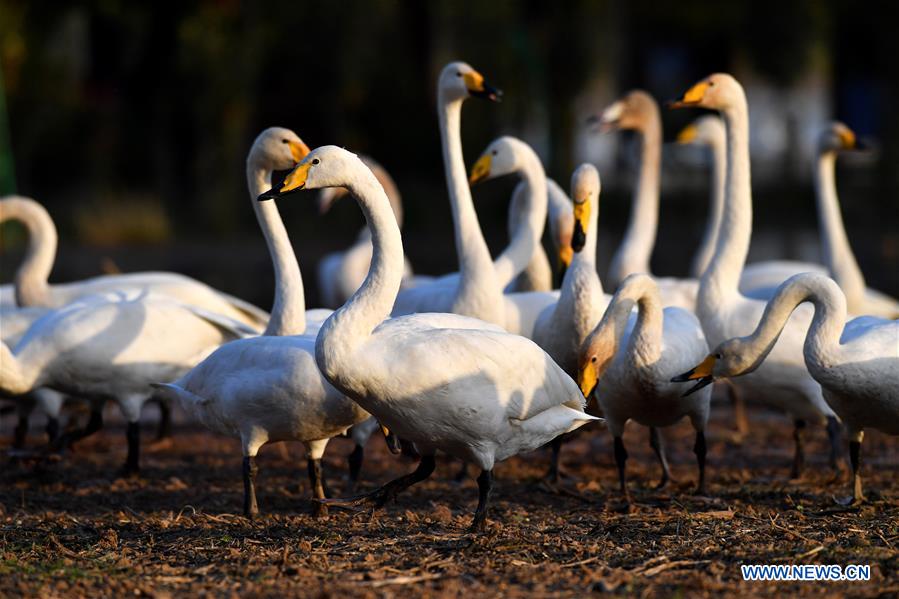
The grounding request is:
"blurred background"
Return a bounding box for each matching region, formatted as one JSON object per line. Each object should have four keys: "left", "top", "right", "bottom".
{"left": 1, "top": 0, "right": 897, "bottom": 308}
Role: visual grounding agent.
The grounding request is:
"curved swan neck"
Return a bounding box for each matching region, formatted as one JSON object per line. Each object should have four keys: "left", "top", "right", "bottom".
{"left": 620, "top": 277, "right": 664, "bottom": 368}
{"left": 0, "top": 198, "right": 57, "bottom": 307}
{"left": 317, "top": 171, "right": 404, "bottom": 362}
{"left": 700, "top": 100, "right": 752, "bottom": 308}
{"left": 815, "top": 151, "right": 866, "bottom": 312}
{"left": 608, "top": 111, "right": 661, "bottom": 286}
{"left": 494, "top": 148, "right": 548, "bottom": 287}
{"left": 735, "top": 275, "right": 847, "bottom": 375}
{"left": 247, "top": 162, "right": 306, "bottom": 336}
{"left": 439, "top": 96, "right": 500, "bottom": 313}
{"left": 690, "top": 132, "right": 727, "bottom": 278}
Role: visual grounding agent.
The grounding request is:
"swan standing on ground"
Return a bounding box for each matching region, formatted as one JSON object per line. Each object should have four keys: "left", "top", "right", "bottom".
{"left": 528, "top": 165, "right": 610, "bottom": 480}
{"left": 673, "top": 273, "right": 898, "bottom": 503}
{"left": 316, "top": 156, "right": 417, "bottom": 308}
{"left": 0, "top": 197, "right": 270, "bottom": 330}
{"left": 266, "top": 146, "right": 599, "bottom": 531}
{"left": 153, "top": 128, "right": 382, "bottom": 517}
{"left": 669, "top": 74, "right": 841, "bottom": 477}
{"left": 579, "top": 273, "right": 712, "bottom": 499}
{"left": 590, "top": 91, "right": 698, "bottom": 311}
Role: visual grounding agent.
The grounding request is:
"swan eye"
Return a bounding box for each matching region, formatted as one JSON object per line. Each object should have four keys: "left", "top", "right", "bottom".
{"left": 491, "top": 150, "right": 498, "bottom": 156}
{"left": 311, "top": 158, "right": 320, "bottom": 165}
{"left": 591, "top": 356, "right": 597, "bottom": 363}
{"left": 709, "top": 81, "right": 715, "bottom": 87}
{"left": 281, "top": 139, "right": 289, "bottom": 144}
{"left": 715, "top": 353, "right": 722, "bottom": 359}
{"left": 456, "top": 71, "right": 462, "bottom": 77}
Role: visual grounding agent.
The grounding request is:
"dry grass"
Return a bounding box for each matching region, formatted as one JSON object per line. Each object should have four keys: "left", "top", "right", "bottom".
{"left": 1, "top": 402, "right": 897, "bottom": 597}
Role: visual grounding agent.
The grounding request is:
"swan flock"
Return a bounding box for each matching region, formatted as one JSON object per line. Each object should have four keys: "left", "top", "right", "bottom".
{"left": 1, "top": 63, "right": 896, "bottom": 532}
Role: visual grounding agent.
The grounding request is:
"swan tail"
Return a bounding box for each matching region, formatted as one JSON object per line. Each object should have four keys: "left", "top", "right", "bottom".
{"left": 181, "top": 304, "right": 259, "bottom": 339}
{"left": 510, "top": 405, "right": 603, "bottom": 450}
{"left": 150, "top": 382, "right": 209, "bottom": 409}
{"left": 0, "top": 340, "right": 32, "bottom": 396}
{"left": 216, "top": 292, "right": 271, "bottom": 329}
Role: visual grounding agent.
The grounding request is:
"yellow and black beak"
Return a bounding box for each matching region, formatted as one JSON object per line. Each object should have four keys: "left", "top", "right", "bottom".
{"left": 578, "top": 359, "right": 598, "bottom": 399}
{"left": 258, "top": 160, "right": 312, "bottom": 201}
{"left": 289, "top": 139, "right": 312, "bottom": 163}
{"left": 469, "top": 153, "right": 492, "bottom": 185}
{"left": 668, "top": 80, "right": 710, "bottom": 109}
{"left": 571, "top": 200, "right": 590, "bottom": 253}
{"left": 671, "top": 354, "right": 717, "bottom": 396}
{"left": 463, "top": 71, "right": 502, "bottom": 102}
{"left": 380, "top": 424, "right": 401, "bottom": 455}
{"left": 676, "top": 123, "right": 699, "bottom": 144}
{"left": 838, "top": 127, "right": 857, "bottom": 150}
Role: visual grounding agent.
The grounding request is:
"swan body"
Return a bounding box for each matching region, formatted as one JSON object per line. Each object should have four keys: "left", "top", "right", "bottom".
{"left": 316, "top": 156, "right": 416, "bottom": 308}
{"left": 0, "top": 196, "right": 269, "bottom": 329}
{"left": 593, "top": 92, "right": 699, "bottom": 311}
{"left": 669, "top": 74, "right": 840, "bottom": 475}
{"left": 267, "top": 145, "right": 598, "bottom": 530}
{"left": 677, "top": 273, "right": 898, "bottom": 502}
{"left": 579, "top": 273, "right": 711, "bottom": 495}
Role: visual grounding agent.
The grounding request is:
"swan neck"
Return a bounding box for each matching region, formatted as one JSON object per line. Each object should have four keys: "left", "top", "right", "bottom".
{"left": 691, "top": 135, "right": 727, "bottom": 278}
{"left": 622, "top": 278, "right": 664, "bottom": 367}
{"left": 815, "top": 151, "right": 866, "bottom": 311}
{"left": 2, "top": 200, "right": 57, "bottom": 307}
{"left": 494, "top": 150, "right": 548, "bottom": 287}
{"left": 608, "top": 118, "right": 660, "bottom": 285}
{"left": 247, "top": 163, "right": 306, "bottom": 336}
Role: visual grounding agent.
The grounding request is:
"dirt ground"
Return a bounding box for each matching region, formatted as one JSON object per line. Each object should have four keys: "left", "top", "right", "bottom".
{"left": 1, "top": 400, "right": 897, "bottom": 598}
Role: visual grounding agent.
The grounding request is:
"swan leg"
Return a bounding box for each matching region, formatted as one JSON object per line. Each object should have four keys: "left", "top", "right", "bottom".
{"left": 243, "top": 455, "right": 260, "bottom": 519}
{"left": 543, "top": 437, "right": 570, "bottom": 484}
{"left": 318, "top": 454, "right": 436, "bottom": 509}
{"left": 45, "top": 417, "right": 60, "bottom": 444}
{"left": 728, "top": 381, "right": 748, "bottom": 441}
{"left": 121, "top": 421, "right": 141, "bottom": 477}
{"left": 849, "top": 440, "right": 865, "bottom": 504}
{"left": 694, "top": 430, "right": 707, "bottom": 495}
{"left": 346, "top": 444, "right": 364, "bottom": 494}
{"left": 790, "top": 419, "right": 806, "bottom": 479}
{"left": 453, "top": 460, "right": 469, "bottom": 483}
{"left": 825, "top": 416, "right": 843, "bottom": 473}
{"left": 13, "top": 412, "right": 28, "bottom": 450}
{"left": 307, "top": 458, "right": 329, "bottom": 517}
{"left": 155, "top": 399, "right": 173, "bottom": 441}
{"left": 649, "top": 427, "right": 672, "bottom": 490}
{"left": 469, "top": 469, "right": 494, "bottom": 533}
{"left": 53, "top": 406, "right": 103, "bottom": 452}
{"left": 613, "top": 436, "right": 630, "bottom": 502}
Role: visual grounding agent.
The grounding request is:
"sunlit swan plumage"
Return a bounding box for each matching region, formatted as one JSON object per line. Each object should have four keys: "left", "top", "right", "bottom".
{"left": 266, "top": 145, "right": 599, "bottom": 531}
{"left": 675, "top": 273, "right": 898, "bottom": 503}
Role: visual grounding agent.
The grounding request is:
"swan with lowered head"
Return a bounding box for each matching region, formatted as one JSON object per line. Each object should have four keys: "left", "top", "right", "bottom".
{"left": 265, "top": 145, "right": 600, "bottom": 531}
{"left": 674, "top": 273, "right": 898, "bottom": 504}
{"left": 152, "top": 127, "right": 392, "bottom": 517}
{"left": 669, "top": 74, "right": 841, "bottom": 477}
{"left": 579, "top": 273, "right": 712, "bottom": 499}
{"left": 0, "top": 196, "right": 270, "bottom": 329}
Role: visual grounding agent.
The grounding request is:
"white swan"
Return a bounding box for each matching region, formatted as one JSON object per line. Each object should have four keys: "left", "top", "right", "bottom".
{"left": 268, "top": 145, "right": 599, "bottom": 531}
{"left": 738, "top": 123, "right": 899, "bottom": 318}
{"left": 0, "top": 196, "right": 269, "bottom": 329}
{"left": 151, "top": 127, "right": 378, "bottom": 517}
{"left": 316, "top": 155, "right": 417, "bottom": 308}
{"left": 673, "top": 273, "right": 898, "bottom": 503}
{"left": 669, "top": 74, "right": 841, "bottom": 476}
{"left": 592, "top": 91, "right": 698, "bottom": 311}
{"left": 579, "top": 273, "right": 711, "bottom": 498}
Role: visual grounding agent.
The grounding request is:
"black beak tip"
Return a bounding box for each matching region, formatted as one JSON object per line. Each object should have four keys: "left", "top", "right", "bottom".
{"left": 257, "top": 190, "right": 278, "bottom": 202}
{"left": 670, "top": 370, "right": 694, "bottom": 383}
{"left": 681, "top": 376, "right": 714, "bottom": 397}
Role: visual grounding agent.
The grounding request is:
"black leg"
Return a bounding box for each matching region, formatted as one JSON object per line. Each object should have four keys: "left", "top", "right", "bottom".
{"left": 849, "top": 440, "right": 865, "bottom": 504}
{"left": 318, "top": 454, "right": 437, "bottom": 509}
{"left": 156, "top": 400, "right": 172, "bottom": 440}
{"left": 545, "top": 437, "right": 564, "bottom": 484}
{"left": 53, "top": 408, "right": 103, "bottom": 452}
{"left": 307, "top": 458, "right": 328, "bottom": 517}
{"left": 694, "top": 430, "right": 707, "bottom": 494}
{"left": 470, "top": 468, "right": 494, "bottom": 533}
{"left": 826, "top": 416, "right": 843, "bottom": 472}
{"left": 45, "top": 417, "right": 60, "bottom": 444}
{"left": 454, "top": 460, "right": 469, "bottom": 483}
{"left": 243, "top": 456, "right": 259, "bottom": 518}
{"left": 613, "top": 436, "right": 630, "bottom": 501}
{"left": 649, "top": 427, "right": 672, "bottom": 489}
{"left": 347, "top": 444, "right": 364, "bottom": 493}
{"left": 122, "top": 421, "right": 140, "bottom": 476}
{"left": 790, "top": 419, "right": 806, "bottom": 479}
{"left": 13, "top": 413, "right": 28, "bottom": 449}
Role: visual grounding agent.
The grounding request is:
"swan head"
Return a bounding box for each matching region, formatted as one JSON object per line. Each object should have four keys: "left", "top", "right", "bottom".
{"left": 577, "top": 324, "right": 618, "bottom": 399}
{"left": 258, "top": 146, "right": 364, "bottom": 201}
{"left": 588, "top": 90, "right": 657, "bottom": 133}
{"left": 668, "top": 73, "right": 742, "bottom": 111}
{"left": 468, "top": 136, "right": 531, "bottom": 186}
{"left": 248, "top": 127, "right": 310, "bottom": 172}
{"left": 676, "top": 115, "right": 725, "bottom": 147}
{"left": 548, "top": 180, "right": 575, "bottom": 271}
{"left": 818, "top": 121, "right": 859, "bottom": 154}
{"left": 439, "top": 61, "right": 502, "bottom": 103}
{"left": 570, "top": 164, "right": 599, "bottom": 253}
{"left": 671, "top": 339, "right": 757, "bottom": 396}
